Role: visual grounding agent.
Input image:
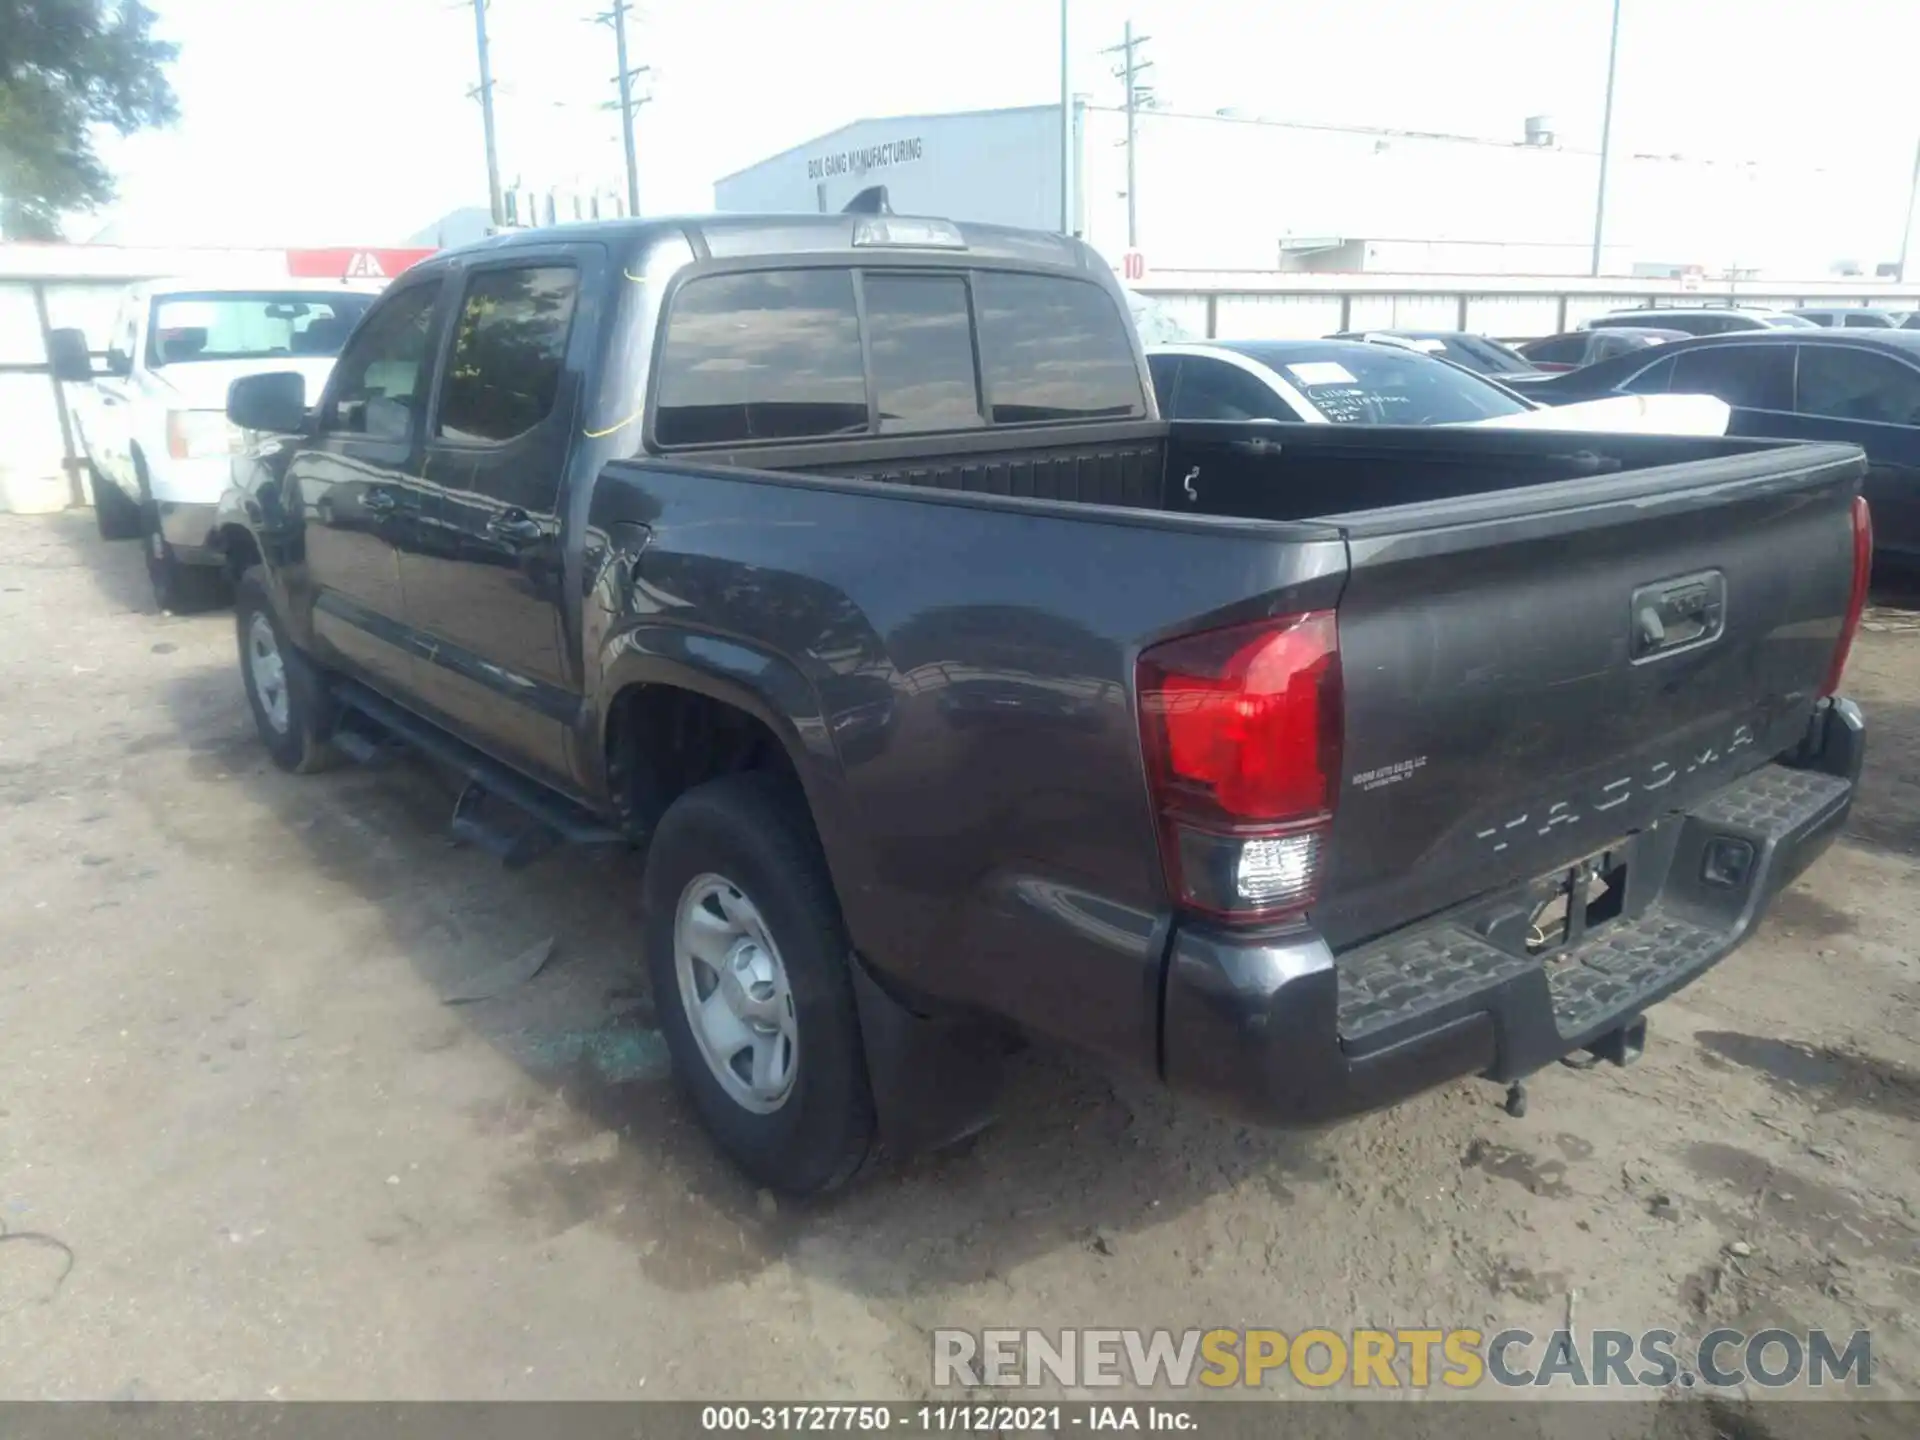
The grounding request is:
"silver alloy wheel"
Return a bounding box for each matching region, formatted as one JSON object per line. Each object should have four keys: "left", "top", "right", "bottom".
{"left": 246, "top": 612, "right": 291, "bottom": 735}
{"left": 673, "top": 872, "right": 799, "bottom": 1114}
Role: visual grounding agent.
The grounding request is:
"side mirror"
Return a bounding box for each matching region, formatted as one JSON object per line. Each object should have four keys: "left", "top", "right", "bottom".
{"left": 46, "top": 328, "right": 95, "bottom": 384}
{"left": 228, "top": 371, "right": 309, "bottom": 434}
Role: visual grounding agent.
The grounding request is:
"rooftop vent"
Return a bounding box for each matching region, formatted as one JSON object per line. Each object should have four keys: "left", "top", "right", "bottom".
{"left": 1523, "top": 115, "right": 1556, "bottom": 147}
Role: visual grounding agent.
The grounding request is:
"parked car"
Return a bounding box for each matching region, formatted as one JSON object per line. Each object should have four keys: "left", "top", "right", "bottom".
{"left": 46, "top": 277, "right": 385, "bottom": 610}
{"left": 1585, "top": 307, "right": 1815, "bottom": 336}
{"left": 1516, "top": 327, "right": 1686, "bottom": 372}
{"left": 1522, "top": 329, "right": 1920, "bottom": 557}
{"left": 1324, "top": 329, "right": 1535, "bottom": 376}
{"left": 1146, "top": 339, "right": 1730, "bottom": 436}
{"left": 1789, "top": 307, "right": 1920, "bottom": 330}
{"left": 216, "top": 212, "right": 1866, "bottom": 1195}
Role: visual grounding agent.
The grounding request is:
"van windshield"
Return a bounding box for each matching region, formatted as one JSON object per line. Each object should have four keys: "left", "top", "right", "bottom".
{"left": 147, "top": 291, "right": 374, "bottom": 367}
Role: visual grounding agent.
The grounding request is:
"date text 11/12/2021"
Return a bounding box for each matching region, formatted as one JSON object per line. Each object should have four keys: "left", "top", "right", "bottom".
{"left": 700, "top": 1406, "right": 1194, "bottom": 1432}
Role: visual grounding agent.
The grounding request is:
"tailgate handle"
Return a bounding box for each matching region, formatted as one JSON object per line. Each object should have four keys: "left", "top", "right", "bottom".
{"left": 1630, "top": 570, "right": 1726, "bottom": 662}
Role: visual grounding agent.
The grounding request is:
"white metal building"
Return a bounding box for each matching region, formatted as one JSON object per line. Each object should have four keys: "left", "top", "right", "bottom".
{"left": 716, "top": 103, "right": 1915, "bottom": 282}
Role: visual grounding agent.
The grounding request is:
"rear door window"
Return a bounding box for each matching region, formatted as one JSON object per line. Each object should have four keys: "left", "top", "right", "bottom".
{"left": 1795, "top": 346, "right": 1920, "bottom": 425}
{"left": 862, "top": 273, "right": 983, "bottom": 434}
{"left": 1521, "top": 335, "right": 1587, "bottom": 365}
{"left": 655, "top": 270, "right": 868, "bottom": 447}
{"left": 1620, "top": 355, "right": 1675, "bottom": 394}
{"left": 1145, "top": 353, "right": 1180, "bottom": 411}
{"left": 436, "top": 265, "right": 579, "bottom": 444}
{"left": 972, "top": 272, "right": 1146, "bottom": 424}
{"left": 1667, "top": 344, "right": 1793, "bottom": 411}
{"left": 1172, "top": 357, "right": 1303, "bottom": 422}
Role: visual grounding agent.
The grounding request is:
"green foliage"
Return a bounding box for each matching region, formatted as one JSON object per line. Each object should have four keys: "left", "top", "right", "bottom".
{"left": 0, "top": 1, "right": 178, "bottom": 239}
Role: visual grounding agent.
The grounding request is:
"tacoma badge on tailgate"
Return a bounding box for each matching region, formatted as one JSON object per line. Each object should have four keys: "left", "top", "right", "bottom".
{"left": 1631, "top": 569, "right": 1726, "bottom": 663}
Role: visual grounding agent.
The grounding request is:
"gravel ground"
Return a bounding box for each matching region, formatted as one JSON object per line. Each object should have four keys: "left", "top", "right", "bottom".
{"left": 1, "top": 512, "right": 1916, "bottom": 1428}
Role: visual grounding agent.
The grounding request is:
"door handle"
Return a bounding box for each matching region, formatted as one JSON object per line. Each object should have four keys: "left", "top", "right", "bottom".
{"left": 486, "top": 509, "right": 542, "bottom": 544}
{"left": 362, "top": 488, "right": 399, "bottom": 515}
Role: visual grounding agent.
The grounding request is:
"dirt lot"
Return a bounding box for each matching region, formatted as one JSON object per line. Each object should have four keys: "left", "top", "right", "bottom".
{"left": 2, "top": 512, "right": 1917, "bottom": 1417}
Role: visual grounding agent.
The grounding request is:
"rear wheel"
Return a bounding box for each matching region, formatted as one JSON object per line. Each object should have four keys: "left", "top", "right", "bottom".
{"left": 642, "top": 772, "right": 875, "bottom": 1196}
{"left": 234, "top": 566, "right": 339, "bottom": 774}
{"left": 91, "top": 467, "right": 144, "bottom": 541}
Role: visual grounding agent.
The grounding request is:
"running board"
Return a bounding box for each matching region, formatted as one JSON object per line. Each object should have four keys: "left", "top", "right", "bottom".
{"left": 328, "top": 678, "right": 627, "bottom": 861}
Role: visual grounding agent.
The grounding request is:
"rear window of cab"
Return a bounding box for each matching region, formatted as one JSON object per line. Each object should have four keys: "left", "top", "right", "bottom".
{"left": 652, "top": 267, "right": 1145, "bottom": 448}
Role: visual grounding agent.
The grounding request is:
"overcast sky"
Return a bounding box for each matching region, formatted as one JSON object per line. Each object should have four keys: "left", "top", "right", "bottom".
{"left": 88, "top": 0, "right": 1920, "bottom": 248}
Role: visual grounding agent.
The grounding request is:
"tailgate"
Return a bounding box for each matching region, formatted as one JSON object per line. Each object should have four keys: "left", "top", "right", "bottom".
{"left": 1316, "top": 439, "right": 1865, "bottom": 950}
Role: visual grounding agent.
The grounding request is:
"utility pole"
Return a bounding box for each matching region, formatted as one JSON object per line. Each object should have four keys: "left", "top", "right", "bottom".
{"left": 1059, "top": 0, "right": 1071, "bottom": 234}
{"left": 469, "top": 0, "right": 504, "bottom": 229}
{"left": 1899, "top": 132, "right": 1920, "bottom": 284}
{"left": 595, "top": 0, "right": 648, "bottom": 217}
{"left": 1104, "top": 21, "right": 1154, "bottom": 248}
{"left": 1589, "top": 0, "right": 1622, "bottom": 277}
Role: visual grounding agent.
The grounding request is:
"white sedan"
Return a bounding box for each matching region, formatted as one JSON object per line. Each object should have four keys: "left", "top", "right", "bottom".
{"left": 1146, "top": 339, "right": 1730, "bottom": 437}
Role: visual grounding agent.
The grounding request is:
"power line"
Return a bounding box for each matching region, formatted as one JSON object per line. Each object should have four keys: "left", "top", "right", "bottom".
{"left": 1103, "top": 21, "right": 1155, "bottom": 249}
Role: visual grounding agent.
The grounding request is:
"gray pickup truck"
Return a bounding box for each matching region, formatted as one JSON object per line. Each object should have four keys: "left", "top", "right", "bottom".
{"left": 214, "top": 209, "right": 1870, "bottom": 1194}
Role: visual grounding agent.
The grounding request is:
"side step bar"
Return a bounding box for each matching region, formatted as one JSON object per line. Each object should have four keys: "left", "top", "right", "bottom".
{"left": 329, "top": 678, "right": 627, "bottom": 864}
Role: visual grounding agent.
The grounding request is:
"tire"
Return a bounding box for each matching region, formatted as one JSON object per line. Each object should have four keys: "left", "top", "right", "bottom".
{"left": 234, "top": 566, "right": 340, "bottom": 774}
{"left": 135, "top": 456, "right": 229, "bottom": 614}
{"left": 91, "top": 467, "right": 144, "bottom": 541}
{"left": 642, "top": 771, "right": 876, "bottom": 1196}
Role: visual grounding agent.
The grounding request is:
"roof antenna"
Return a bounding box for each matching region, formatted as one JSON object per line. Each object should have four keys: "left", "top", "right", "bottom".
{"left": 842, "top": 185, "right": 893, "bottom": 216}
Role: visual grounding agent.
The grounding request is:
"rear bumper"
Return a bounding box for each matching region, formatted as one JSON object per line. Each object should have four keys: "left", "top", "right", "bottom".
{"left": 1160, "top": 697, "right": 1863, "bottom": 1127}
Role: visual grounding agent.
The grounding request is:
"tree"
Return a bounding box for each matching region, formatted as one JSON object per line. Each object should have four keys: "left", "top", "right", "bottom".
{"left": 0, "top": 1, "right": 178, "bottom": 240}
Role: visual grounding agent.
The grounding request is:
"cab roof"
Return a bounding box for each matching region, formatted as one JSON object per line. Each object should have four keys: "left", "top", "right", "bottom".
{"left": 413, "top": 213, "right": 1103, "bottom": 274}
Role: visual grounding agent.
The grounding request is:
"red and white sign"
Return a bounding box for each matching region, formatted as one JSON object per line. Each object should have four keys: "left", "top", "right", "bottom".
{"left": 284, "top": 247, "right": 437, "bottom": 281}
{"left": 1120, "top": 249, "right": 1148, "bottom": 283}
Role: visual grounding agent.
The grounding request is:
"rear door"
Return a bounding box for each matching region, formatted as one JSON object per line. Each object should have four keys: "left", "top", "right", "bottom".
{"left": 1316, "top": 437, "right": 1864, "bottom": 950}
{"left": 1786, "top": 343, "right": 1920, "bottom": 557}
{"left": 404, "top": 251, "right": 588, "bottom": 783}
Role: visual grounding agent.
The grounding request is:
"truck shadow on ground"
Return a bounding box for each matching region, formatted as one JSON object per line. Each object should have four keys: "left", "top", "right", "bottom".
{"left": 1693, "top": 1031, "right": 1920, "bottom": 1121}
{"left": 144, "top": 649, "right": 1331, "bottom": 1298}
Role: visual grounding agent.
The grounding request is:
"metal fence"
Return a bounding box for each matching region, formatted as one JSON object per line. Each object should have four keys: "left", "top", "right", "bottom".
{"left": 1136, "top": 274, "right": 1920, "bottom": 344}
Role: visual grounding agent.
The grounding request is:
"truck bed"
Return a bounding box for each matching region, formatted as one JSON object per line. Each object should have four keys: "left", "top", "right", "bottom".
{"left": 698, "top": 417, "right": 1814, "bottom": 525}
{"left": 590, "top": 423, "right": 1864, "bottom": 1096}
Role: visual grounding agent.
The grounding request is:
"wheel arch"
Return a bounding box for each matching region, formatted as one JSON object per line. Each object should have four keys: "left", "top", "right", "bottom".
{"left": 596, "top": 632, "right": 873, "bottom": 948}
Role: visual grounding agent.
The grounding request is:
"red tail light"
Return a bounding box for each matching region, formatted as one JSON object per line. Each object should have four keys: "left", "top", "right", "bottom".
{"left": 1136, "top": 611, "right": 1341, "bottom": 923}
{"left": 1821, "top": 494, "right": 1872, "bottom": 697}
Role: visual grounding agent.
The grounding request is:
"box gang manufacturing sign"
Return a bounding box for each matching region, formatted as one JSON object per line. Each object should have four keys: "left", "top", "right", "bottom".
{"left": 808, "top": 136, "right": 925, "bottom": 181}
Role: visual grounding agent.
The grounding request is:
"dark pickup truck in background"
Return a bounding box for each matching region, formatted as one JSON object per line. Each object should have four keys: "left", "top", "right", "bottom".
{"left": 215, "top": 211, "right": 1871, "bottom": 1194}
